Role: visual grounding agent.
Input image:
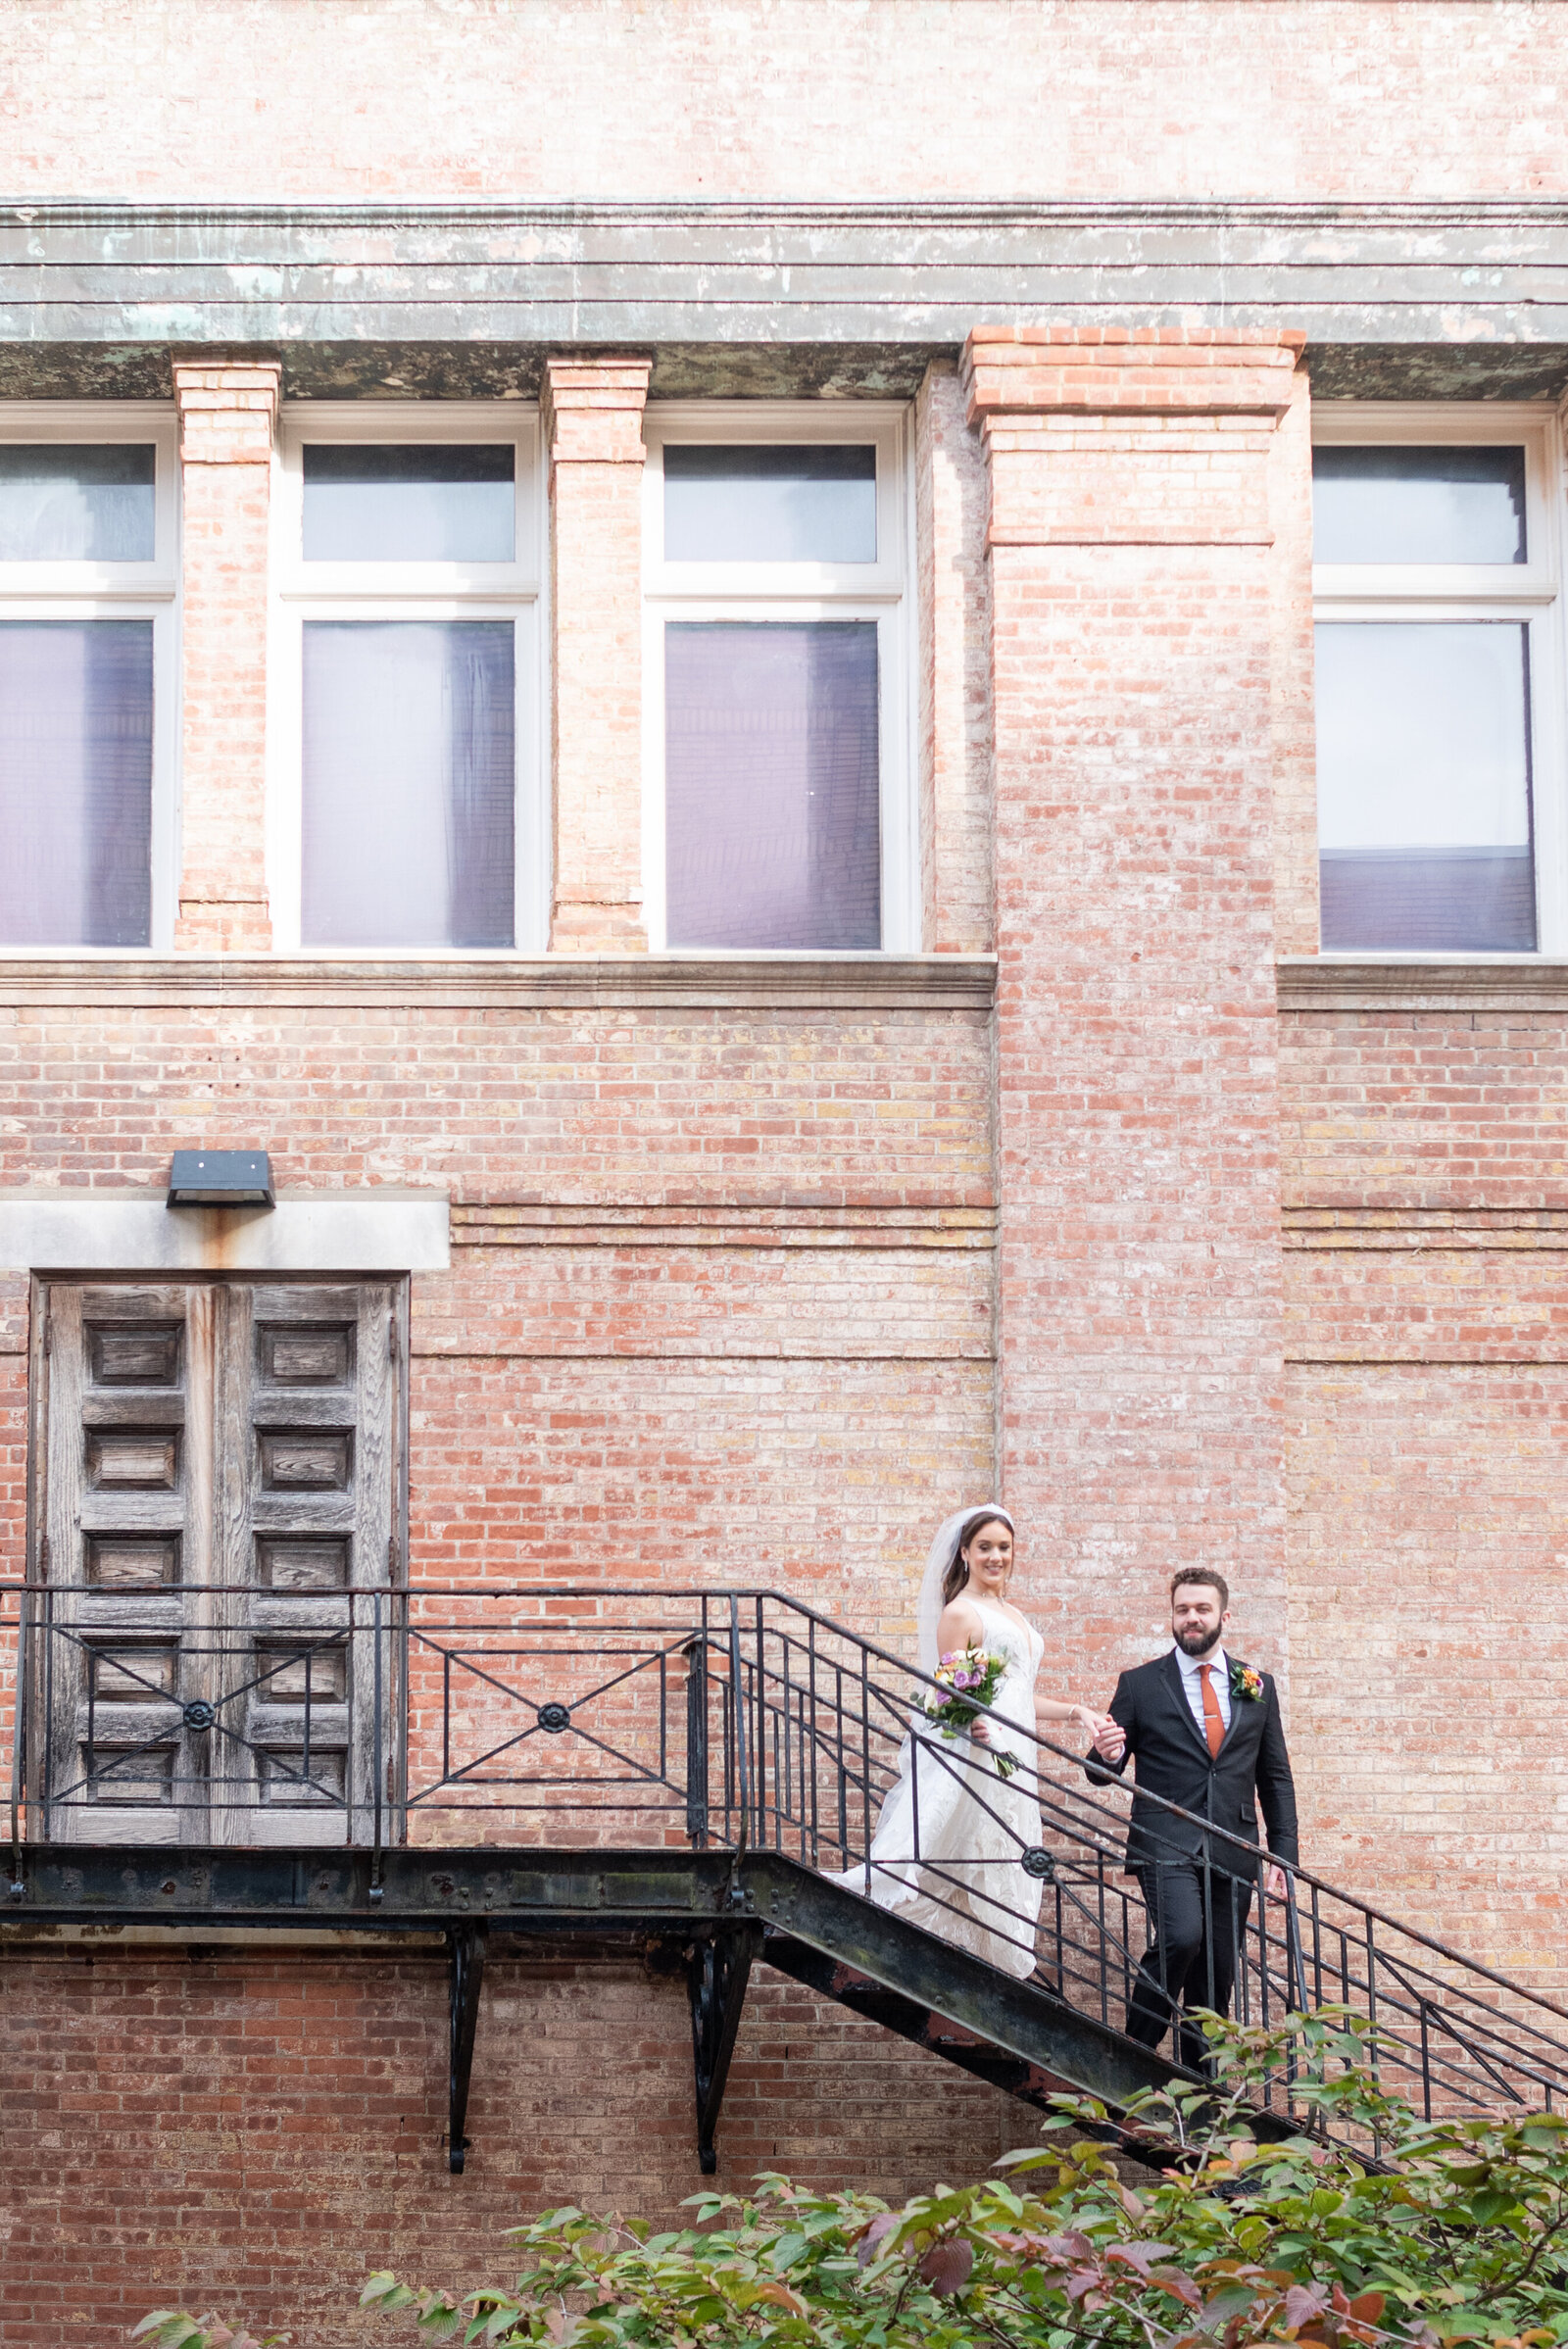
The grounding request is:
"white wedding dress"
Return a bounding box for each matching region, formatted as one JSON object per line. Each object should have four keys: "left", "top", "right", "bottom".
{"left": 838, "top": 1594, "right": 1047, "bottom": 1982}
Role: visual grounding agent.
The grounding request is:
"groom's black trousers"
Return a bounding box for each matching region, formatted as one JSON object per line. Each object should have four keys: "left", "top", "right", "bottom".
{"left": 1127, "top": 1863, "right": 1254, "bottom": 2069}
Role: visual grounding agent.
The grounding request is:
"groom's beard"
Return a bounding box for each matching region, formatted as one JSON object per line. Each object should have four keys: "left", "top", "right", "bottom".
{"left": 1175, "top": 1623, "right": 1223, "bottom": 1658}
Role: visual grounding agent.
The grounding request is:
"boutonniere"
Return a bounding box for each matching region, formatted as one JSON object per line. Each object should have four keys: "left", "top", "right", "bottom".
{"left": 1230, "top": 1660, "right": 1264, "bottom": 1704}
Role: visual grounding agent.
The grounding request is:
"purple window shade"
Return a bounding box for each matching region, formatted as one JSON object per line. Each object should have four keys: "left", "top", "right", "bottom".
{"left": 0, "top": 622, "right": 153, "bottom": 946}
{"left": 1320, "top": 849, "right": 1537, "bottom": 953}
{"left": 664, "top": 621, "right": 880, "bottom": 950}
{"left": 302, "top": 621, "right": 514, "bottom": 949}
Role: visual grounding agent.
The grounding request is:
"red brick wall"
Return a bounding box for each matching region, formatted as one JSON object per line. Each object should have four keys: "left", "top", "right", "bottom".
{"left": 4, "top": 1, "right": 1565, "bottom": 200}
{"left": 0, "top": 4, "right": 1561, "bottom": 2275}
{"left": 544, "top": 358, "right": 652, "bottom": 952}
{"left": 971, "top": 330, "right": 1299, "bottom": 1703}
{"left": 0, "top": 1946, "right": 1012, "bottom": 2345}
{"left": 1282, "top": 1008, "right": 1568, "bottom": 1211}
{"left": 0, "top": 954, "right": 1004, "bottom": 2325}
{"left": 172, "top": 364, "right": 278, "bottom": 954}
{"left": 916, "top": 360, "right": 994, "bottom": 956}
{"left": 0, "top": 997, "right": 993, "bottom": 1199}
{"left": 1281, "top": 998, "right": 1568, "bottom": 1985}
{"left": 0, "top": 987, "right": 997, "bottom": 1635}
{"left": 1269, "top": 373, "right": 1319, "bottom": 961}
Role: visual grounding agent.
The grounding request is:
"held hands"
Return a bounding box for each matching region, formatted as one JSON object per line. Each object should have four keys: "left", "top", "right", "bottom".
{"left": 970, "top": 1713, "right": 1076, "bottom": 1746}
{"left": 970, "top": 1705, "right": 1123, "bottom": 1755}
{"left": 1090, "top": 1713, "right": 1127, "bottom": 1763}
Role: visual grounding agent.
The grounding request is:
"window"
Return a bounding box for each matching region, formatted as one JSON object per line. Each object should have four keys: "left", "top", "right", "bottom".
{"left": 271, "top": 409, "right": 544, "bottom": 953}
{"left": 642, "top": 405, "right": 913, "bottom": 952}
{"left": 0, "top": 409, "right": 178, "bottom": 949}
{"left": 31, "top": 1279, "right": 403, "bottom": 1846}
{"left": 1311, "top": 409, "right": 1564, "bottom": 954}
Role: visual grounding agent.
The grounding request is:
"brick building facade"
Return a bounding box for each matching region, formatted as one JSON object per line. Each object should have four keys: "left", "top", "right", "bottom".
{"left": 0, "top": 2, "right": 1566, "bottom": 2338}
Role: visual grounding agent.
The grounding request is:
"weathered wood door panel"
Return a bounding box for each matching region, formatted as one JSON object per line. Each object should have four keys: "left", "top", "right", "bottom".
{"left": 213, "top": 1282, "right": 398, "bottom": 1845}
{"left": 34, "top": 1278, "right": 403, "bottom": 1847}
{"left": 41, "top": 1285, "right": 217, "bottom": 1843}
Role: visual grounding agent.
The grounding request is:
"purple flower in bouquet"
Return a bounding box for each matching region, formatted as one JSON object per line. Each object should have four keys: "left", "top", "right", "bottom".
{"left": 916, "top": 1642, "right": 1018, "bottom": 1779}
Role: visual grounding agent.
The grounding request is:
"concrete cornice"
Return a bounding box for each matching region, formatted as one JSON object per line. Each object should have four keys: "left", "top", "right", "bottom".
{"left": 1278, "top": 957, "right": 1568, "bottom": 1012}
{"left": 4, "top": 198, "right": 1568, "bottom": 399}
{"left": 10, "top": 197, "right": 1568, "bottom": 228}
{"left": 0, "top": 954, "right": 998, "bottom": 1012}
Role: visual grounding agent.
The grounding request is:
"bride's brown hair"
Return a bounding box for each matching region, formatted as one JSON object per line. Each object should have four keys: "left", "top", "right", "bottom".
{"left": 941, "top": 1512, "right": 1012, "bottom": 1607}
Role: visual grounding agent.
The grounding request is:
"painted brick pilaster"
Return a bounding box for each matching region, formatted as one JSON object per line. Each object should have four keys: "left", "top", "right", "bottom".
{"left": 964, "top": 325, "right": 1302, "bottom": 1681}
{"left": 172, "top": 359, "right": 279, "bottom": 954}
{"left": 542, "top": 355, "right": 652, "bottom": 952}
{"left": 914, "top": 359, "right": 993, "bottom": 954}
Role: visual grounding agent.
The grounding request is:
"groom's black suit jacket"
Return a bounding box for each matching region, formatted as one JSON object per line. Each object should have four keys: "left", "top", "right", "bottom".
{"left": 1087, "top": 1651, "right": 1298, "bottom": 1880}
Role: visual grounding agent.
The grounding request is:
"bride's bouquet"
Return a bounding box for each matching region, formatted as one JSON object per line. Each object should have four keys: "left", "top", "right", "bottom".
{"left": 918, "top": 1644, "right": 1018, "bottom": 1779}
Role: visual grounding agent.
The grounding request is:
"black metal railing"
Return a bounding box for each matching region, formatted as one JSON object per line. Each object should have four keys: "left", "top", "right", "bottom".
{"left": 5, "top": 1579, "right": 1566, "bottom": 2132}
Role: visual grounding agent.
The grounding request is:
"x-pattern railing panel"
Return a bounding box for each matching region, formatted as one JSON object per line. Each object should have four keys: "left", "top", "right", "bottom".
{"left": 41, "top": 1607, "right": 357, "bottom": 1813}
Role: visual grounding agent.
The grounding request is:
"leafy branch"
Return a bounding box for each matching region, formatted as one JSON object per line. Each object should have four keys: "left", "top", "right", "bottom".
{"left": 128, "top": 2011, "right": 1568, "bottom": 2349}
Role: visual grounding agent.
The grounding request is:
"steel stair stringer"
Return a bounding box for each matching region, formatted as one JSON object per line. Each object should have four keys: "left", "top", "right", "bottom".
{"left": 734, "top": 1847, "right": 1273, "bottom": 2152}
{"left": 735, "top": 1853, "right": 1309, "bottom": 2159}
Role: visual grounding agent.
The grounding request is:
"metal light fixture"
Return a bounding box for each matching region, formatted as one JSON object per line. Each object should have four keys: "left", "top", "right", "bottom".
{"left": 167, "top": 1150, "right": 275, "bottom": 1209}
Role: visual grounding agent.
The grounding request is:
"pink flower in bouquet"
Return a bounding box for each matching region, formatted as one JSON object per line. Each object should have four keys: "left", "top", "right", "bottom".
{"left": 919, "top": 1643, "right": 1018, "bottom": 1778}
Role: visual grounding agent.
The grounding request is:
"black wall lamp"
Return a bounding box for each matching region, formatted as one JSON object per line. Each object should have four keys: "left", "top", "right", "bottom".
{"left": 167, "top": 1150, "right": 275, "bottom": 1209}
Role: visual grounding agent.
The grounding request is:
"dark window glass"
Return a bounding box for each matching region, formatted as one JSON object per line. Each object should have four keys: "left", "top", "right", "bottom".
{"left": 0, "top": 621, "right": 153, "bottom": 945}
{"left": 303, "top": 445, "right": 514, "bottom": 563}
{"left": 1312, "top": 446, "right": 1527, "bottom": 565}
{"left": 0, "top": 446, "right": 156, "bottom": 562}
{"left": 664, "top": 446, "right": 876, "bottom": 563}
{"left": 665, "top": 621, "right": 880, "bottom": 950}
{"left": 302, "top": 621, "right": 514, "bottom": 948}
{"left": 1316, "top": 619, "right": 1536, "bottom": 951}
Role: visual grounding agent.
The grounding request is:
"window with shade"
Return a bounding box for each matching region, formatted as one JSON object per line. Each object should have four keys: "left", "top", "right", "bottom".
{"left": 0, "top": 415, "right": 177, "bottom": 948}
{"left": 274, "top": 412, "right": 543, "bottom": 953}
{"left": 643, "top": 410, "right": 912, "bottom": 953}
{"left": 1311, "top": 415, "right": 1563, "bottom": 955}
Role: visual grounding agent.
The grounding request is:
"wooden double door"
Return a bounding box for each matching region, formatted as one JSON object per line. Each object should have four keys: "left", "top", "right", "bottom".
{"left": 28, "top": 1278, "right": 405, "bottom": 1844}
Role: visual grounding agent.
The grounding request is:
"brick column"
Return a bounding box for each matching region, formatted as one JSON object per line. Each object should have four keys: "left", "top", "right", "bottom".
{"left": 964, "top": 326, "right": 1302, "bottom": 1674}
{"left": 542, "top": 355, "right": 652, "bottom": 952}
{"left": 171, "top": 359, "right": 279, "bottom": 954}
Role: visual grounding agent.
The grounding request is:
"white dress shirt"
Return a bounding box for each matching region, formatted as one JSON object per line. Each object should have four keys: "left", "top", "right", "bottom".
{"left": 1174, "top": 1642, "right": 1231, "bottom": 1742}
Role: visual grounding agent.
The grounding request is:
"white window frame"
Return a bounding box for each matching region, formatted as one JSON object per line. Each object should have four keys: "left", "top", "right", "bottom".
{"left": 1312, "top": 402, "right": 1567, "bottom": 957}
{"left": 270, "top": 403, "right": 547, "bottom": 955}
{"left": 641, "top": 401, "right": 915, "bottom": 954}
{"left": 0, "top": 402, "right": 180, "bottom": 954}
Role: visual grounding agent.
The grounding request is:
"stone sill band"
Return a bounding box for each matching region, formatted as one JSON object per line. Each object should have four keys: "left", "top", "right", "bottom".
{"left": 0, "top": 954, "right": 1000, "bottom": 1010}
{"left": 0, "top": 956, "right": 1556, "bottom": 1013}
{"left": 0, "top": 1191, "right": 451, "bottom": 1273}
{"left": 1277, "top": 957, "right": 1568, "bottom": 1010}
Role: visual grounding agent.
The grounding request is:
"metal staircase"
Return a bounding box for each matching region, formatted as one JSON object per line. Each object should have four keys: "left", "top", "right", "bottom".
{"left": 6, "top": 1582, "right": 1567, "bottom": 2173}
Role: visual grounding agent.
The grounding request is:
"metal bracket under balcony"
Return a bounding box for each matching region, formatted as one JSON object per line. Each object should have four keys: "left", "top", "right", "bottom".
{"left": 0, "top": 1841, "right": 1188, "bottom": 2174}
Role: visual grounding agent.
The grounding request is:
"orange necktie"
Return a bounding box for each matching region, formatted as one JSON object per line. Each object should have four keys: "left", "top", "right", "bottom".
{"left": 1199, "top": 1663, "right": 1224, "bottom": 1758}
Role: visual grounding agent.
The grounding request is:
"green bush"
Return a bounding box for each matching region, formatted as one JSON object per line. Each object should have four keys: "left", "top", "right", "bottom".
{"left": 135, "top": 2012, "right": 1568, "bottom": 2349}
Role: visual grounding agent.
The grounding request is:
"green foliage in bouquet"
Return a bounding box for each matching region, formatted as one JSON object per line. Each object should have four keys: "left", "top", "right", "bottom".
{"left": 920, "top": 1640, "right": 1020, "bottom": 1777}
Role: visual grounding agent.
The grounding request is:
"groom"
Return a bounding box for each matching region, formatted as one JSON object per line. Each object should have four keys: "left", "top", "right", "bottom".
{"left": 1086, "top": 1570, "right": 1298, "bottom": 2070}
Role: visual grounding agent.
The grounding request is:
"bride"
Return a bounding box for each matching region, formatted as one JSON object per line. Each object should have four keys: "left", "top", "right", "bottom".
{"left": 836, "top": 1504, "right": 1112, "bottom": 1981}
